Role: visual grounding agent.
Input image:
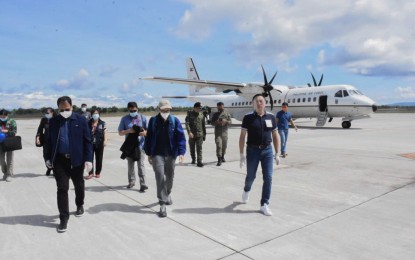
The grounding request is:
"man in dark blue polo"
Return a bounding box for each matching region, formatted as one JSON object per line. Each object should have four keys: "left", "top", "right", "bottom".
{"left": 239, "top": 94, "right": 280, "bottom": 216}
{"left": 44, "top": 96, "right": 93, "bottom": 233}
{"left": 275, "top": 102, "right": 297, "bottom": 158}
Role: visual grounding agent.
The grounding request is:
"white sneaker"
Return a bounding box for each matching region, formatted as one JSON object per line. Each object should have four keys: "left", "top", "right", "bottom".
{"left": 242, "top": 191, "right": 249, "bottom": 203}
{"left": 260, "top": 204, "right": 273, "bottom": 216}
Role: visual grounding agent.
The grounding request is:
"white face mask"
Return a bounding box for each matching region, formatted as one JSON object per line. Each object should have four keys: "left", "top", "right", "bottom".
{"left": 81, "top": 107, "right": 87, "bottom": 112}
{"left": 60, "top": 111, "right": 72, "bottom": 119}
{"left": 160, "top": 112, "right": 170, "bottom": 120}
{"left": 45, "top": 113, "right": 52, "bottom": 119}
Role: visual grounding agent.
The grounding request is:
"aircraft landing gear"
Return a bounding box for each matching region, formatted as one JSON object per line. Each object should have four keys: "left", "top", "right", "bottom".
{"left": 342, "top": 121, "right": 351, "bottom": 129}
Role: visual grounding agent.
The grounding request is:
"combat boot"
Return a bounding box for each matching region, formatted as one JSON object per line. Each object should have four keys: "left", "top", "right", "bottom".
{"left": 216, "top": 157, "right": 222, "bottom": 166}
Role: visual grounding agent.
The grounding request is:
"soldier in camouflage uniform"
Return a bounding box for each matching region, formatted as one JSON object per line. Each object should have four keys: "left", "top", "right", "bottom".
{"left": 211, "top": 102, "right": 232, "bottom": 166}
{"left": 185, "top": 102, "right": 206, "bottom": 167}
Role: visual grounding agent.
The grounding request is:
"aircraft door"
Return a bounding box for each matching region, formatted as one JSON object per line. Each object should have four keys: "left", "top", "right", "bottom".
{"left": 319, "top": 95, "right": 328, "bottom": 112}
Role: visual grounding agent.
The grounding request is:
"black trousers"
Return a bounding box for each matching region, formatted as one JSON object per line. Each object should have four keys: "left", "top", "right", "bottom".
{"left": 90, "top": 144, "right": 104, "bottom": 175}
{"left": 54, "top": 155, "right": 85, "bottom": 221}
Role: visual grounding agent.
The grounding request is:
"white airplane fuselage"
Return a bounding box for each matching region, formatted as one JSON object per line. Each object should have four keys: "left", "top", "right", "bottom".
{"left": 187, "top": 84, "right": 377, "bottom": 127}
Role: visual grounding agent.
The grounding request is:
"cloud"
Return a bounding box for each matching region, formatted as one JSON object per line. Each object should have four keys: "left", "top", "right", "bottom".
{"left": 395, "top": 86, "right": 415, "bottom": 99}
{"left": 52, "top": 69, "right": 92, "bottom": 90}
{"left": 99, "top": 65, "right": 119, "bottom": 77}
{"left": 175, "top": 0, "right": 415, "bottom": 76}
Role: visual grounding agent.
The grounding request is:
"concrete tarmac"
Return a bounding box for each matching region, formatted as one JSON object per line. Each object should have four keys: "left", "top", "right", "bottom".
{"left": 0, "top": 113, "right": 414, "bottom": 260}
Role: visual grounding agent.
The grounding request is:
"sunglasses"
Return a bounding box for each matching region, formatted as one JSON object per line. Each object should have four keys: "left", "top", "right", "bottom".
{"left": 129, "top": 110, "right": 137, "bottom": 113}
{"left": 59, "top": 109, "right": 71, "bottom": 112}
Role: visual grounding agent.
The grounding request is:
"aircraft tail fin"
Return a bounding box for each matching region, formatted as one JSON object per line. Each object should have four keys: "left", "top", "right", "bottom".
{"left": 186, "top": 57, "right": 202, "bottom": 96}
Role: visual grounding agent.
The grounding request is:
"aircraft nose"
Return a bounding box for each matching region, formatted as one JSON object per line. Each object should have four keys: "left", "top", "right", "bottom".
{"left": 372, "top": 104, "right": 378, "bottom": 112}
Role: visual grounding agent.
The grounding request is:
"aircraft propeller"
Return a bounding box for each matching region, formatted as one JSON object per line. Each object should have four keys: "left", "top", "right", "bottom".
{"left": 260, "top": 65, "right": 279, "bottom": 110}
{"left": 307, "top": 73, "right": 324, "bottom": 87}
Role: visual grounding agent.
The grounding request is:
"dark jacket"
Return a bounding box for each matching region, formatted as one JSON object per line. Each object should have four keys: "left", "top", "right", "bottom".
{"left": 88, "top": 118, "right": 106, "bottom": 148}
{"left": 145, "top": 114, "right": 186, "bottom": 159}
{"left": 44, "top": 113, "right": 93, "bottom": 168}
{"left": 36, "top": 117, "right": 50, "bottom": 147}
{"left": 120, "top": 125, "right": 142, "bottom": 160}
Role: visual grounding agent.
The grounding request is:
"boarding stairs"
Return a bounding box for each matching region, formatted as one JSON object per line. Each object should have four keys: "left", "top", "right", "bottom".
{"left": 316, "top": 110, "right": 329, "bottom": 127}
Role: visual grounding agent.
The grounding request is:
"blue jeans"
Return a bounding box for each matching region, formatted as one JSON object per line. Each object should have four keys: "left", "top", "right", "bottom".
{"left": 278, "top": 129, "right": 289, "bottom": 154}
{"left": 244, "top": 145, "right": 274, "bottom": 206}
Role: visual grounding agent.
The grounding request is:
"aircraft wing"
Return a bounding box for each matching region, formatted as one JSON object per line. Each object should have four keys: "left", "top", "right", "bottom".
{"left": 140, "top": 76, "right": 247, "bottom": 90}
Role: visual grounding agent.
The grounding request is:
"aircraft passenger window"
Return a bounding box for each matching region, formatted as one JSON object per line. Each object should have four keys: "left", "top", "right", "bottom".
{"left": 308, "top": 97, "right": 311, "bottom": 102}
{"left": 249, "top": 101, "right": 252, "bottom": 105}
{"left": 292, "top": 99, "right": 295, "bottom": 103}
{"left": 297, "top": 98, "right": 301, "bottom": 103}
{"left": 278, "top": 100, "right": 281, "bottom": 104}
{"left": 335, "top": 90, "right": 343, "bottom": 97}
{"left": 302, "top": 98, "right": 306, "bottom": 102}
{"left": 231, "top": 103, "right": 234, "bottom": 106}
{"left": 274, "top": 100, "right": 276, "bottom": 104}
{"left": 238, "top": 102, "right": 241, "bottom": 106}
{"left": 313, "top": 97, "right": 317, "bottom": 102}
{"left": 343, "top": 90, "right": 349, "bottom": 97}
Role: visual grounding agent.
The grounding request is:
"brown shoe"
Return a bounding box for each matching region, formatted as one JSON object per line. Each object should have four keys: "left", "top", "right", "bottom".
{"left": 95, "top": 174, "right": 100, "bottom": 178}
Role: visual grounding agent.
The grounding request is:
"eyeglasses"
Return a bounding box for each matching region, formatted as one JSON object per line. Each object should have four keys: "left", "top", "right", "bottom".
{"left": 129, "top": 110, "right": 137, "bottom": 113}
{"left": 59, "top": 109, "right": 71, "bottom": 112}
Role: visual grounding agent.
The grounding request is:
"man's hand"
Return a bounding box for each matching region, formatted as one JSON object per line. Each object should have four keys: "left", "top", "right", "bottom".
{"left": 178, "top": 155, "right": 184, "bottom": 165}
{"left": 189, "top": 133, "right": 194, "bottom": 139}
{"left": 45, "top": 160, "right": 53, "bottom": 169}
{"left": 274, "top": 155, "right": 280, "bottom": 166}
{"left": 148, "top": 156, "right": 153, "bottom": 165}
{"left": 85, "top": 161, "right": 93, "bottom": 173}
{"left": 240, "top": 154, "right": 246, "bottom": 168}
{"left": 203, "top": 136, "right": 206, "bottom": 141}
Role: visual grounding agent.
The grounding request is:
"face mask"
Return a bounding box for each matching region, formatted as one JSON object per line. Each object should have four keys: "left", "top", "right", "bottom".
{"left": 81, "top": 107, "right": 87, "bottom": 112}
{"left": 60, "top": 111, "right": 72, "bottom": 119}
{"left": 92, "top": 114, "right": 99, "bottom": 121}
{"left": 45, "top": 113, "right": 52, "bottom": 119}
{"left": 0, "top": 118, "right": 7, "bottom": 122}
{"left": 130, "top": 112, "right": 138, "bottom": 117}
{"left": 160, "top": 112, "right": 170, "bottom": 120}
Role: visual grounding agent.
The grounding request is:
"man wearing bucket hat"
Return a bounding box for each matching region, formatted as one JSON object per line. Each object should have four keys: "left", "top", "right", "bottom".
{"left": 145, "top": 100, "right": 186, "bottom": 217}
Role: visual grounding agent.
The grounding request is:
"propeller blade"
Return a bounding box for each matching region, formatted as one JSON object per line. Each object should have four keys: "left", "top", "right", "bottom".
{"left": 261, "top": 65, "right": 268, "bottom": 85}
{"left": 311, "top": 73, "right": 318, "bottom": 86}
{"left": 268, "top": 91, "right": 274, "bottom": 110}
{"left": 269, "top": 71, "right": 277, "bottom": 85}
{"left": 318, "top": 74, "right": 324, "bottom": 86}
{"left": 307, "top": 83, "right": 312, "bottom": 87}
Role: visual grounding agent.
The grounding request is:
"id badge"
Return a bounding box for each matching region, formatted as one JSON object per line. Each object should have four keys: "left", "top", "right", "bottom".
{"left": 265, "top": 119, "right": 273, "bottom": 127}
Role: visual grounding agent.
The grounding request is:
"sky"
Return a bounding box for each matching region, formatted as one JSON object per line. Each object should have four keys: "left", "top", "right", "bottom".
{"left": 1, "top": 0, "right": 415, "bottom": 110}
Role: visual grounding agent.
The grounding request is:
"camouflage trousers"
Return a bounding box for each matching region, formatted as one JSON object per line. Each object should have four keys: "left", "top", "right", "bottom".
{"left": 215, "top": 132, "right": 228, "bottom": 158}
{"left": 189, "top": 137, "right": 203, "bottom": 163}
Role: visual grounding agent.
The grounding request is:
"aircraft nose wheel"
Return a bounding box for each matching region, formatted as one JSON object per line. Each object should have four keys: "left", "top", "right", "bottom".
{"left": 342, "top": 121, "right": 351, "bottom": 129}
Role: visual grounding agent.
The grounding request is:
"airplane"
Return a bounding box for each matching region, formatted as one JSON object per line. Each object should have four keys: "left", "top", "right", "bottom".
{"left": 140, "top": 58, "right": 378, "bottom": 128}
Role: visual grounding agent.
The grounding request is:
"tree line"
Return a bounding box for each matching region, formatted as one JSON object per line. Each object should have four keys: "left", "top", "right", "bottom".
{"left": 10, "top": 106, "right": 193, "bottom": 117}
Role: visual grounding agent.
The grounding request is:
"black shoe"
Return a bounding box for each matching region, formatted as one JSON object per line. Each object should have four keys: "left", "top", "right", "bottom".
{"left": 158, "top": 205, "right": 167, "bottom": 218}
{"left": 57, "top": 220, "right": 68, "bottom": 233}
{"left": 197, "top": 162, "right": 204, "bottom": 167}
{"left": 139, "top": 185, "right": 148, "bottom": 192}
{"left": 166, "top": 197, "right": 173, "bottom": 206}
{"left": 191, "top": 160, "right": 196, "bottom": 164}
{"left": 46, "top": 169, "right": 51, "bottom": 176}
{"left": 216, "top": 157, "right": 222, "bottom": 166}
{"left": 126, "top": 183, "right": 135, "bottom": 189}
{"left": 221, "top": 157, "right": 226, "bottom": 163}
{"left": 75, "top": 206, "right": 84, "bottom": 217}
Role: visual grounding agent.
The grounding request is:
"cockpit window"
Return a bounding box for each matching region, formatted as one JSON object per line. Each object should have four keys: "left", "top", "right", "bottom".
{"left": 334, "top": 90, "right": 343, "bottom": 98}
{"left": 342, "top": 90, "right": 349, "bottom": 97}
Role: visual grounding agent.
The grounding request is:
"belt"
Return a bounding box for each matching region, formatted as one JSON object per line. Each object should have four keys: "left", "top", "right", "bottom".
{"left": 59, "top": 153, "right": 71, "bottom": 158}
{"left": 248, "top": 144, "right": 270, "bottom": 149}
